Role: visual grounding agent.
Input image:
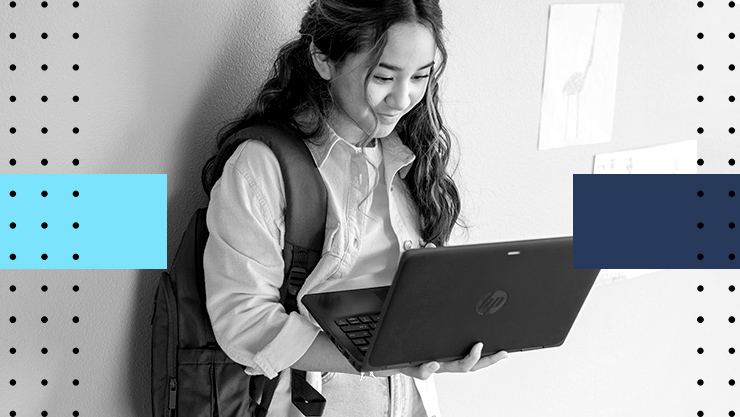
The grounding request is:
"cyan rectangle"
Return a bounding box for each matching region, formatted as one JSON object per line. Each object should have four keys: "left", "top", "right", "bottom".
{"left": 573, "top": 174, "right": 739, "bottom": 269}
{"left": 0, "top": 174, "right": 167, "bottom": 269}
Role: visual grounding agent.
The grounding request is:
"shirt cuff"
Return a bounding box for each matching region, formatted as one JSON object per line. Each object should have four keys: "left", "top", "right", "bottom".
{"left": 251, "top": 311, "right": 321, "bottom": 379}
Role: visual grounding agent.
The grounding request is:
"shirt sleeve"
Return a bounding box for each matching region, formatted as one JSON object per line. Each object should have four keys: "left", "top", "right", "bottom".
{"left": 203, "top": 139, "right": 321, "bottom": 379}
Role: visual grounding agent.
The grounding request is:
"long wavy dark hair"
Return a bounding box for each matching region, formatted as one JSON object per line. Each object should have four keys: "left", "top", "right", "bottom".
{"left": 204, "top": 0, "right": 462, "bottom": 246}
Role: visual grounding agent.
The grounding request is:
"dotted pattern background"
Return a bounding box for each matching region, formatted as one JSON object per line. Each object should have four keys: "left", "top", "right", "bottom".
{"left": 1, "top": 0, "right": 736, "bottom": 416}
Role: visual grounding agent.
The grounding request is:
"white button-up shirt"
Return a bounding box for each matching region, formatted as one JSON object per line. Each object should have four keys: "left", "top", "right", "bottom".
{"left": 204, "top": 126, "right": 440, "bottom": 417}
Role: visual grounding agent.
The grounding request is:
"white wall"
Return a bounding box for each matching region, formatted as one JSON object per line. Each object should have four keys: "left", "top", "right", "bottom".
{"left": 1, "top": 0, "right": 735, "bottom": 415}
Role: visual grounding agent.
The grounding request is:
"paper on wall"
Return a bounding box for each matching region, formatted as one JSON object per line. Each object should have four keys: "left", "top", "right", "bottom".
{"left": 538, "top": 4, "right": 624, "bottom": 150}
{"left": 592, "top": 140, "right": 697, "bottom": 174}
{"left": 590, "top": 140, "right": 696, "bottom": 286}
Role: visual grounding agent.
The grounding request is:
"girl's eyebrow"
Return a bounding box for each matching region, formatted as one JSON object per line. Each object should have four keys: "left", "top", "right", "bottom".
{"left": 377, "top": 61, "right": 435, "bottom": 72}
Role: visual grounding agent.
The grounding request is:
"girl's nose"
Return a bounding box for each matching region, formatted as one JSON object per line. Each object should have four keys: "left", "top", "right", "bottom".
{"left": 386, "top": 81, "right": 411, "bottom": 110}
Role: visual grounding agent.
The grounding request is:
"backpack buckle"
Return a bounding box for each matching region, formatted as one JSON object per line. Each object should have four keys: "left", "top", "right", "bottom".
{"left": 287, "top": 267, "right": 307, "bottom": 296}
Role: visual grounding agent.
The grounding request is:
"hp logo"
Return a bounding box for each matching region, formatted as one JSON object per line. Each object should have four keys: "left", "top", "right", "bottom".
{"left": 476, "top": 290, "right": 508, "bottom": 316}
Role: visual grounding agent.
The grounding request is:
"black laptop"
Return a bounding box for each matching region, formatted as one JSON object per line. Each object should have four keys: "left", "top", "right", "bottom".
{"left": 302, "top": 236, "right": 600, "bottom": 373}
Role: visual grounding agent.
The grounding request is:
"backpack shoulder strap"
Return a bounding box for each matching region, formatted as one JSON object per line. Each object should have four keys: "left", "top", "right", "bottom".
{"left": 214, "top": 123, "right": 327, "bottom": 417}
{"left": 225, "top": 123, "right": 327, "bottom": 312}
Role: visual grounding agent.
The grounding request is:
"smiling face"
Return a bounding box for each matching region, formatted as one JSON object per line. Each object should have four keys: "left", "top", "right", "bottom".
{"left": 312, "top": 21, "right": 437, "bottom": 144}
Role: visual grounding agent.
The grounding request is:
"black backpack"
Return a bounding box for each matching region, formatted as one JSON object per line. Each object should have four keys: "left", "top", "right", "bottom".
{"left": 151, "top": 123, "right": 328, "bottom": 416}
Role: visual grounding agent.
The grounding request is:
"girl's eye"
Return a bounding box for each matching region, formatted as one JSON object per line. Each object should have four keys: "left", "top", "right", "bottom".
{"left": 413, "top": 74, "right": 431, "bottom": 81}
{"left": 373, "top": 76, "right": 393, "bottom": 82}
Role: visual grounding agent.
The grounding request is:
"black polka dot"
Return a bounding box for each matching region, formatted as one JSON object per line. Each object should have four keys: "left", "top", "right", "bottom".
{"left": 73, "top": 285, "right": 79, "bottom": 292}
{"left": 41, "top": 158, "right": 48, "bottom": 166}
{"left": 698, "top": 411, "right": 704, "bottom": 417}
{"left": 41, "top": 222, "right": 48, "bottom": 229}
{"left": 731, "top": 33, "right": 736, "bottom": 40}
{"left": 730, "top": 316, "right": 736, "bottom": 323}
{"left": 73, "top": 222, "right": 79, "bottom": 229}
{"left": 9, "top": 95, "right": 16, "bottom": 102}
{"left": 731, "top": 127, "right": 736, "bottom": 134}
{"left": 10, "top": 379, "right": 16, "bottom": 386}
{"left": 73, "top": 1, "right": 79, "bottom": 7}
{"left": 10, "top": 64, "right": 16, "bottom": 71}
{"left": 10, "top": 33, "right": 16, "bottom": 39}
{"left": 10, "top": 1, "right": 16, "bottom": 7}
{"left": 9, "top": 190, "right": 16, "bottom": 197}
{"left": 730, "top": 222, "right": 736, "bottom": 229}
{"left": 41, "top": 64, "right": 47, "bottom": 71}
{"left": 698, "top": 254, "right": 704, "bottom": 260}
{"left": 41, "top": 127, "right": 48, "bottom": 134}
{"left": 73, "top": 379, "right": 79, "bottom": 386}
{"left": 10, "top": 127, "right": 16, "bottom": 134}
{"left": 73, "top": 64, "right": 79, "bottom": 71}
{"left": 697, "top": 190, "right": 704, "bottom": 197}
{"left": 73, "top": 190, "right": 79, "bottom": 197}
{"left": 41, "top": 316, "right": 47, "bottom": 323}
{"left": 697, "top": 95, "right": 704, "bottom": 102}
{"left": 41, "top": 379, "right": 47, "bottom": 386}
{"left": 41, "top": 254, "right": 47, "bottom": 260}
{"left": 697, "top": 127, "right": 704, "bottom": 133}
{"left": 41, "top": 32, "right": 47, "bottom": 39}
{"left": 697, "top": 159, "right": 704, "bottom": 166}
{"left": 73, "top": 411, "right": 79, "bottom": 417}
{"left": 731, "top": 191, "right": 736, "bottom": 197}
{"left": 731, "top": 65, "right": 736, "bottom": 71}
{"left": 731, "top": 254, "right": 736, "bottom": 260}
{"left": 9, "top": 254, "right": 16, "bottom": 260}
{"left": 698, "top": 347, "right": 704, "bottom": 354}
{"left": 9, "top": 316, "right": 15, "bottom": 323}
{"left": 41, "top": 412, "right": 47, "bottom": 417}
{"left": 73, "top": 158, "right": 79, "bottom": 166}
{"left": 730, "top": 285, "right": 736, "bottom": 292}
{"left": 73, "top": 127, "right": 79, "bottom": 134}
{"left": 41, "top": 285, "right": 47, "bottom": 292}
{"left": 697, "top": 222, "right": 704, "bottom": 229}
{"left": 41, "top": 347, "right": 47, "bottom": 354}
{"left": 697, "top": 379, "right": 704, "bottom": 385}
{"left": 698, "top": 285, "right": 704, "bottom": 291}
{"left": 697, "top": 65, "right": 704, "bottom": 71}
{"left": 73, "top": 95, "right": 79, "bottom": 102}
{"left": 731, "top": 96, "right": 737, "bottom": 102}
{"left": 10, "top": 285, "right": 16, "bottom": 291}
{"left": 698, "top": 1, "right": 704, "bottom": 6}
{"left": 9, "top": 222, "right": 15, "bottom": 229}
{"left": 73, "top": 347, "right": 79, "bottom": 354}
{"left": 41, "top": 190, "right": 48, "bottom": 197}
{"left": 41, "top": 95, "right": 47, "bottom": 102}
{"left": 730, "top": 159, "right": 736, "bottom": 166}
{"left": 10, "top": 347, "right": 16, "bottom": 354}
{"left": 731, "top": 379, "right": 736, "bottom": 386}
{"left": 73, "top": 253, "right": 79, "bottom": 260}
{"left": 72, "top": 316, "right": 79, "bottom": 323}
{"left": 41, "top": 1, "right": 47, "bottom": 7}
{"left": 73, "top": 32, "right": 79, "bottom": 39}
{"left": 698, "top": 316, "right": 704, "bottom": 323}
{"left": 731, "top": 347, "right": 736, "bottom": 354}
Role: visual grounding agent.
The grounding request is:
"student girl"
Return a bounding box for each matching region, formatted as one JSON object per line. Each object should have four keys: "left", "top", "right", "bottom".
{"left": 203, "top": 0, "right": 508, "bottom": 415}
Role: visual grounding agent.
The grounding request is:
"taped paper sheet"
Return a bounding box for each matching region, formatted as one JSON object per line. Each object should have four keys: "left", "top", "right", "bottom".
{"left": 592, "top": 140, "right": 697, "bottom": 174}
{"left": 538, "top": 4, "right": 624, "bottom": 150}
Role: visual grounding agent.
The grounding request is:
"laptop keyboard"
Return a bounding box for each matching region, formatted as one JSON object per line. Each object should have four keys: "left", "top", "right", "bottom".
{"left": 335, "top": 314, "right": 380, "bottom": 355}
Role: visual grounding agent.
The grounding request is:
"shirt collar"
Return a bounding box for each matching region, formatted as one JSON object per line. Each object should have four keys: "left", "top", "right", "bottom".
{"left": 304, "top": 124, "right": 416, "bottom": 179}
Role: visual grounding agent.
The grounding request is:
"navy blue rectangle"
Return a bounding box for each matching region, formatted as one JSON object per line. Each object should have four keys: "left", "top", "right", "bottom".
{"left": 573, "top": 174, "right": 739, "bottom": 269}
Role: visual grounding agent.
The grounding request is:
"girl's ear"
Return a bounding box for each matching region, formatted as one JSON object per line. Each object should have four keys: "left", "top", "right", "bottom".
{"left": 310, "top": 42, "right": 334, "bottom": 81}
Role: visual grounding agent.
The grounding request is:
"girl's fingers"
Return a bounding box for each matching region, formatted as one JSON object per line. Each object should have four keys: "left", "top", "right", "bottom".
{"left": 470, "top": 350, "right": 509, "bottom": 372}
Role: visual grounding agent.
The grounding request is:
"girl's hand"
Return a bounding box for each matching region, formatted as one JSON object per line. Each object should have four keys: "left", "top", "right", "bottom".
{"left": 373, "top": 343, "right": 508, "bottom": 380}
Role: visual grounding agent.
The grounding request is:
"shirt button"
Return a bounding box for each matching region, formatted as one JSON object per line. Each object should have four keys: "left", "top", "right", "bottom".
{"left": 403, "top": 240, "right": 413, "bottom": 250}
